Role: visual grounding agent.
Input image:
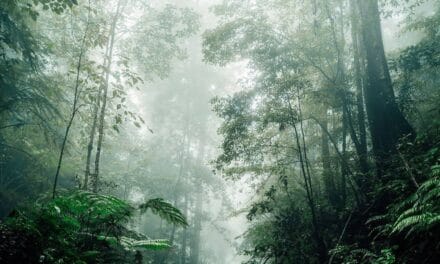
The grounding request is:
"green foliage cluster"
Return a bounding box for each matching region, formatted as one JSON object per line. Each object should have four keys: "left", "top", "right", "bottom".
{"left": 203, "top": 0, "right": 440, "bottom": 263}
{"left": 0, "top": 190, "right": 187, "bottom": 263}
{"left": 1, "top": 0, "right": 439, "bottom": 262}
{"left": 0, "top": 0, "right": 219, "bottom": 262}
{"left": 329, "top": 246, "right": 396, "bottom": 264}
{"left": 392, "top": 165, "right": 440, "bottom": 236}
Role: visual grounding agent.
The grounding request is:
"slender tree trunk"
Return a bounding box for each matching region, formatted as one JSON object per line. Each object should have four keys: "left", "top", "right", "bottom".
{"left": 311, "top": 116, "right": 363, "bottom": 207}
{"left": 189, "top": 190, "right": 202, "bottom": 264}
{"left": 189, "top": 141, "right": 206, "bottom": 264}
{"left": 180, "top": 194, "right": 188, "bottom": 264}
{"left": 52, "top": 15, "right": 90, "bottom": 199}
{"left": 53, "top": 112, "right": 77, "bottom": 199}
{"left": 92, "top": 1, "right": 122, "bottom": 192}
{"left": 321, "top": 109, "right": 335, "bottom": 204}
{"left": 350, "top": 0, "right": 369, "bottom": 176}
{"left": 83, "top": 39, "right": 110, "bottom": 190}
{"left": 163, "top": 121, "right": 190, "bottom": 264}
{"left": 287, "top": 94, "right": 327, "bottom": 263}
{"left": 356, "top": 0, "right": 414, "bottom": 174}
{"left": 84, "top": 97, "right": 99, "bottom": 190}
{"left": 341, "top": 108, "right": 348, "bottom": 207}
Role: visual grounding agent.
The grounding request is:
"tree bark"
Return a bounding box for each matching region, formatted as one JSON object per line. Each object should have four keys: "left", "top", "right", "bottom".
{"left": 350, "top": 0, "right": 369, "bottom": 176}
{"left": 356, "top": 0, "right": 414, "bottom": 174}
{"left": 92, "top": 1, "right": 122, "bottom": 192}
{"left": 341, "top": 107, "right": 348, "bottom": 207}
{"left": 321, "top": 109, "right": 336, "bottom": 204}
{"left": 83, "top": 37, "right": 110, "bottom": 190}
{"left": 83, "top": 91, "right": 99, "bottom": 190}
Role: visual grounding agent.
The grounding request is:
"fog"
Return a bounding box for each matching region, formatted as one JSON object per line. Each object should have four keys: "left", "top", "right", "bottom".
{"left": 1, "top": 0, "right": 439, "bottom": 263}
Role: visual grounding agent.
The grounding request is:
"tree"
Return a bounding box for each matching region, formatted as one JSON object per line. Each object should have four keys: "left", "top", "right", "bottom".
{"left": 356, "top": 0, "right": 414, "bottom": 174}
{"left": 52, "top": 2, "right": 93, "bottom": 198}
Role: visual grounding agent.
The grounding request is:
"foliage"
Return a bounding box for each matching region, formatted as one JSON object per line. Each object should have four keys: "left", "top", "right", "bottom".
{"left": 140, "top": 198, "right": 188, "bottom": 228}
{"left": 329, "top": 245, "right": 396, "bottom": 264}
{"left": 205, "top": 0, "right": 440, "bottom": 263}
{"left": 392, "top": 165, "right": 440, "bottom": 236}
{"left": 128, "top": 4, "right": 200, "bottom": 80}
{"left": 242, "top": 194, "right": 316, "bottom": 263}
{"left": 101, "top": 236, "right": 172, "bottom": 251}
{"left": 0, "top": 190, "right": 187, "bottom": 263}
{"left": 1, "top": 0, "right": 439, "bottom": 263}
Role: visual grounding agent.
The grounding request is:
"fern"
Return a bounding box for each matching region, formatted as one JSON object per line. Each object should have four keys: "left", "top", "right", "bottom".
{"left": 366, "top": 214, "right": 389, "bottom": 225}
{"left": 121, "top": 237, "right": 171, "bottom": 251}
{"left": 1, "top": 191, "right": 184, "bottom": 263}
{"left": 391, "top": 165, "right": 440, "bottom": 236}
{"left": 98, "top": 236, "right": 172, "bottom": 251}
{"left": 139, "top": 198, "right": 188, "bottom": 227}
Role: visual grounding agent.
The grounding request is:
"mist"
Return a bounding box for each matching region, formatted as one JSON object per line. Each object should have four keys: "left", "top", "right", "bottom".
{"left": 0, "top": 0, "right": 439, "bottom": 263}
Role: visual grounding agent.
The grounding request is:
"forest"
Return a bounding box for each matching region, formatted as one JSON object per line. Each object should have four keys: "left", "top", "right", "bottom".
{"left": 0, "top": 0, "right": 439, "bottom": 263}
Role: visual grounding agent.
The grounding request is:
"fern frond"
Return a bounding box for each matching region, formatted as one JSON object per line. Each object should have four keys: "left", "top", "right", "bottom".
{"left": 390, "top": 165, "right": 440, "bottom": 238}
{"left": 98, "top": 236, "right": 171, "bottom": 251}
{"left": 130, "top": 239, "right": 172, "bottom": 250}
{"left": 139, "top": 198, "right": 188, "bottom": 227}
{"left": 366, "top": 214, "right": 388, "bottom": 224}
{"left": 419, "top": 177, "right": 440, "bottom": 191}
{"left": 392, "top": 213, "right": 435, "bottom": 234}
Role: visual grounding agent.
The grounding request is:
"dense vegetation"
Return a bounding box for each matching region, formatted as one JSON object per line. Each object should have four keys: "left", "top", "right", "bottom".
{"left": 204, "top": 0, "right": 440, "bottom": 263}
{"left": 0, "top": 0, "right": 439, "bottom": 263}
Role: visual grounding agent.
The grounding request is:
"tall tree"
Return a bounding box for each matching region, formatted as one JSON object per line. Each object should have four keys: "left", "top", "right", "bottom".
{"left": 349, "top": 0, "right": 368, "bottom": 176}
{"left": 52, "top": 3, "right": 92, "bottom": 198}
{"left": 92, "top": 0, "right": 123, "bottom": 192}
{"left": 356, "top": 0, "right": 414, "bottom": 173}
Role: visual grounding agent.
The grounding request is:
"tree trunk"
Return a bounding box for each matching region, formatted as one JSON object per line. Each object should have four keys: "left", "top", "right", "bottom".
{"left": 53, "top": 14, "right": 90, "bottom": 198}
{"left": 321, "top": 109, "right": 336, "bottom": 204}
{"left": 165, "top": 126, "right": 190, "bottom": 263}
{"left": 341, "top": 107, "right": 348, "bottom": 207}
{"left": 84, "top": 96, "right": 99, "bottom": 190}
{"left": 180, "top": 194, "right": 188, "bottom": 264}
{"left": 92, "top": 1, "right": 122, "bottom": 192}
{"left": 287, "top": 94, "right": 327, "bottom": 263}
{"left": 189, "top": 141, "right": 206, "bottom": 264}
{"left": 356, "top": 0, "right": 414, "bottom": 174}
{"left": 350, "top": 0, "right": 369, "bottom": 176}
{"left": 189, "top": 191, "right": 202, "bottom": 264}
{"left": 83, "top": 38, "right": 111, "bottom": 190}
